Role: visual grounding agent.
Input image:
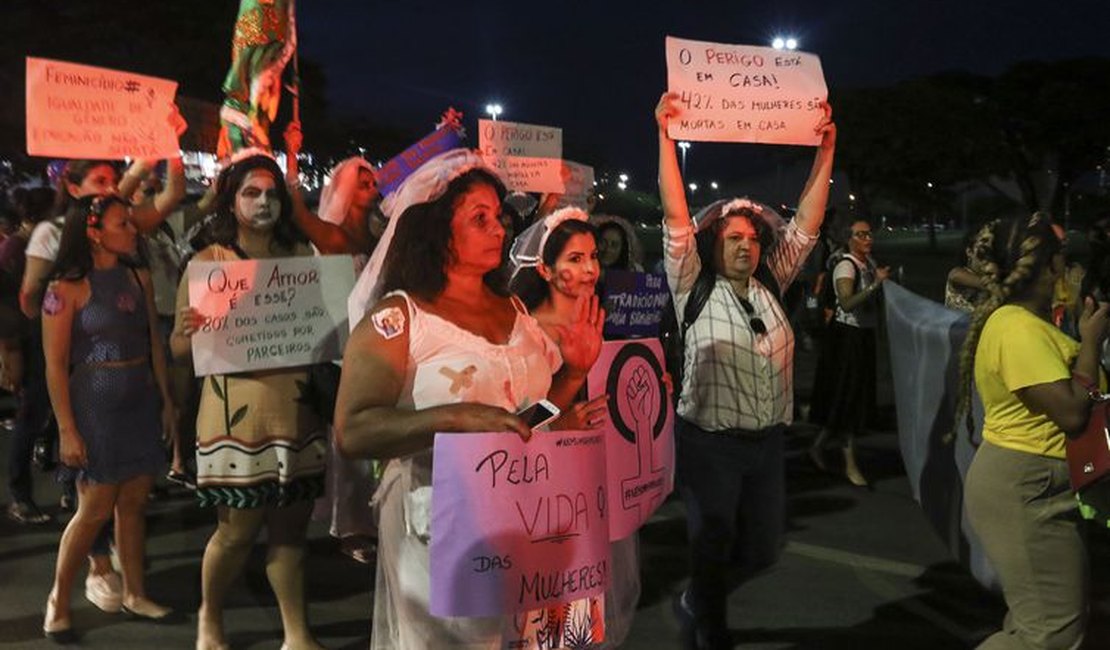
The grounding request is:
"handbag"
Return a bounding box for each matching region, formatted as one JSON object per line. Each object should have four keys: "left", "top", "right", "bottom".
{"left": 1065, "top": 377, "right": 1110, "bottom": 491}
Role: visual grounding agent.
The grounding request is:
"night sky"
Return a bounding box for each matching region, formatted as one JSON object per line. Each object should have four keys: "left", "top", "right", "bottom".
{"left": 297, "top": 0, "right": 1110, "bottom": 185}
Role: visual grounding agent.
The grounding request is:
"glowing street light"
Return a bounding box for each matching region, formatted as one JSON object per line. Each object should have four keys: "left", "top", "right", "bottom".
{"left": 485, "top": 103, "right": 504, "bottom": 121}
{"left": 688, "top": 182, "right": 699, "bottom": 192}
{"left": 618, "top": 173, "right": 629, "bottom": 183}
{"left": 710, "top": 181, "right": 719, "bottom": 190}
{"left": 772, "top": 37, "right": 798, "bottom": 51}
{"left": 617, "top": 181, "right": 627, "bottom": 190}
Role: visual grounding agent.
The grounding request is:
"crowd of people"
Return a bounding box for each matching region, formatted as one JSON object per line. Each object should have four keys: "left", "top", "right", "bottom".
{"left": 0, "top": 89, "right": 1105, "bottom": 650}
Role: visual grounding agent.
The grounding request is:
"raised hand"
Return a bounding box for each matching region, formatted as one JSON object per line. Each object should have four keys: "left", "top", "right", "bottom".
{"left": 554, "top": 294, "right": 605, "bottom": 375}
{"left": 814, "top": 101, "right": 836, "bottom": 151}
{"left": 655, "top": 91, "right": 682, "bottom": 135}
{"left": 284, "top": 120, "right": 304, "bottom": 156}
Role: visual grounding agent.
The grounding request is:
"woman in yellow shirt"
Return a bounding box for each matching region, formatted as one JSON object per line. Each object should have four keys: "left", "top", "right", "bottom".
{"left": 956, "top": 213, "right": 1108, "bottom": 649}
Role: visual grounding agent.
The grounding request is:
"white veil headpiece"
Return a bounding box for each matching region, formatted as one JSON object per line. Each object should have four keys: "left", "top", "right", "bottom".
{"left": 346, "top": 149, "right": 500, "bottom": 330}
{"left": 508, "top": 206, "right": 589, "bottom": 280}
{"left": 319, "top": 157, "right": 376, "bottom": 226}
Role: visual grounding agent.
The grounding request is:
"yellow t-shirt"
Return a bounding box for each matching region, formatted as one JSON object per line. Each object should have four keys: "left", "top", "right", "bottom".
{"left": 975, "top": 304, "right": 1076, "bottom": 459}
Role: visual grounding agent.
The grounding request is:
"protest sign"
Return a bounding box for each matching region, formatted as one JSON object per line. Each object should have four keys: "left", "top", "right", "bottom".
{"left": 556, "top": 160, "right": 596, "bottom": 210}
{"left": 479, "top": 119, "right": 562, "bottom": 158}
{"left": 187, "top": 255, "right": 355, "bottom": 376}
{"left": 430, "top": 430, "right": 610, "bottom": 617}
{"left": 485, "top": 154, "right": 566, "bottom": 194}
{"left": 664, "top": 36, "right": 828, "bottom": 146}
{"left": 587, "top": 340, "right": 675, "bottom": 541}
{"left": 26, "top": 57, "right": 179, "bottom": 159}
{"left": 601, "top": 271, "right": 671, "bottom": 339}
{"left": 375, "top": 124, "right": 463, "bottom": 196}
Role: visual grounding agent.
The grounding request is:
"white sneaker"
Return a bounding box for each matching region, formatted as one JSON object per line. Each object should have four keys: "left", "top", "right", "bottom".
{"left": 85, "top": 572, "right": 123, "bottom": 613}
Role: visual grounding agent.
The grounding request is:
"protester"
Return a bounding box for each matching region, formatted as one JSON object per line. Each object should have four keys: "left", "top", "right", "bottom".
{"left": 334, "top": 149, "right": 604, "bottom": 649}
{"left": 945, "top": 230, "right": 987, "bottom": 313}
{"left": 42, "top": 195, "right": 176, "bottom": 641}
{"left": 655, "top": 91, "right": 835, "bottom": 649}
{"left": 592, "top": 215, "right": 645, "bottom": 274}
{"left": 509, "top": 207, "right": 640, "bottom": 647}
{"left": 172, "top": 153, "right": 326, "bottom": 650}
{"left": 808, "top": 218, "right": 889, "bottom": 487}
{"left": 956, "top": 213, "right": 1101, "bottom": 649}
{"left": 3, "top": 186, "right": 55, "bottom": 524}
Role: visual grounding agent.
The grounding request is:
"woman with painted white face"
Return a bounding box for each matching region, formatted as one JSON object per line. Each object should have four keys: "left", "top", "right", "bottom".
{"left": 171, "top": 154, "right": 326, "bottom": 650}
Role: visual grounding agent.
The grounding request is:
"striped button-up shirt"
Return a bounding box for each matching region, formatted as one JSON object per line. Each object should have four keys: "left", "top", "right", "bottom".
{"left": 665, "top": 219, "right": 817, "bottom": 432}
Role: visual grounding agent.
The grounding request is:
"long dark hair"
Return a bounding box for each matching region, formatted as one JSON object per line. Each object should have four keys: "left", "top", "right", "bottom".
{"left": 380, "top": 168, "right": 508, "bottom": 301}
{"left": 597, "top": 221, "right": 631, "bottom": 270}
{"left": 49, "top": 195, "right": 136, "bottom": 282}
{"left": 511, "top": 219, "right": 597, "bottom": 310}
{"left": 53, "top": 160, "right": 119, "bottom": 216}
{"left": 203, "top": 155, "right": 303, "bottom": 254}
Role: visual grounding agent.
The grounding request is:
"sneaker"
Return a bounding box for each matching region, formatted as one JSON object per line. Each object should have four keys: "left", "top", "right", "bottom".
{"left": 6, "top": 501, "right": 51, "bottom": 525}
{"left": 85, "top": 572, "right": 123, "bottom": 613}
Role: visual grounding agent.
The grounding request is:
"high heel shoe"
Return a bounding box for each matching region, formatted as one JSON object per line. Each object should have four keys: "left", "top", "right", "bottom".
{"left": 43, "top": 598, "right": 77, "bottom": 644}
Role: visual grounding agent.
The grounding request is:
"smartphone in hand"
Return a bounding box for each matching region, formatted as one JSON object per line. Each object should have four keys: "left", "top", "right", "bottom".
{"left": 517, "top": 400, "right": 561, "bottom": 431}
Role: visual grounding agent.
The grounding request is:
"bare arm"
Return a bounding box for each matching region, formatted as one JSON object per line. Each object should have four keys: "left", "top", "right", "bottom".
{"left": 138, "top": 269, "right": 173, "bottom": 405}
{"left": 128, "top": 157, "right": 186, "bottom": 234}
{"left": 793, "top": 104, "right": 837, "bottom": 237}
{"left": 170, "top": 254, "right": 206, "bottom": 361}
{"left": 1018, "top": 299, "right": 1110, "bottom": 436}
{"left": 42, "top": 280, "right": 87, "bottom": 468}
{"left": 20, "top": 255, "right": 52, "bottom": 319}
{"left": 655, "top": 92, "right": 691, "bottom": 229}
{"left": 335, "top": 297, "right": 529, "bottom": 460}
{"left": 948, "top": 266, "right": 985, "bottom": 291}
{"left": 836, "top": 265, "right": 890, "bottom": 312}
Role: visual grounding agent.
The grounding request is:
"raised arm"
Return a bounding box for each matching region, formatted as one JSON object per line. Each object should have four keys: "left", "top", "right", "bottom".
{"left": 283, "top": 121, "right": 365, "bottom": 254}
{"left": 546, "top": 294, "right": 604, "bottom": 413}
{"left": 335, "top": 297, "right": 529, "bottom": 460}
{"left": 793, "top": 103, "right": 837, "bottom": 237}
{"left": 656, "top": 92, "right": 691, "bottom": 229}
{"left": 122, "top": 105, "right": 189, "bottom": 234}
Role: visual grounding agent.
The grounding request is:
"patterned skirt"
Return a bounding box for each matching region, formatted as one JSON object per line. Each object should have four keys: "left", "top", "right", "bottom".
{"left": 196, "top": 431, "right": 327, "bottom": 509}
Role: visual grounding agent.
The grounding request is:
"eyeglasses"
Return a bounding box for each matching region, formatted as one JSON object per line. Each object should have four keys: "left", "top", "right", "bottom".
{"left": 852, "top": 230, "right": 874, "bottom": 240}
{"left": 737, "top": 296, "right": 768, "bottom": 336}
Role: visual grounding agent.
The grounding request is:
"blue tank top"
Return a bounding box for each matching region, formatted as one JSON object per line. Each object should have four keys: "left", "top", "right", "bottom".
{"left": 70, "top": 265, "right": 150, "bottom": 365}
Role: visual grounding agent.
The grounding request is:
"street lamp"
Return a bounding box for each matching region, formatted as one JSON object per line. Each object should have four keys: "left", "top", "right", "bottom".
{"left": 688, "top": 182, "right": 698, "bottom": 192}
{"left": 772, "top": 37, "right": 798, "bottom": 51}
{"left": 618, "top": 173, "right": 629, "bottom": 184}
{"left": 485, "top": 103, "right": 503, "bottom": 121}
{"left": 617, "top": 181, "right": 627, "bottom": 191}
{"left": 710, "top": 181, "right": 719, "bottom": 190}
{"left": 677, "top": 141, "right": 691, "bottom": 176}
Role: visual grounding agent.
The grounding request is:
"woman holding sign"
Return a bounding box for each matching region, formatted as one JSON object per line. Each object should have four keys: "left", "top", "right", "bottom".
{"left": 656, "top": 91, "right": 835, "bottom": 649}
{"left": 41, "top": 195, "right": 176, "bottom": 640}
{"left": 510, "top": 207, "right": 646, "bottom": 648}
{"left": 335, "top": 149, "right": 604, "bottom": 649}
{"left": 172, "top": 153, "right": 326, "bottom": 650}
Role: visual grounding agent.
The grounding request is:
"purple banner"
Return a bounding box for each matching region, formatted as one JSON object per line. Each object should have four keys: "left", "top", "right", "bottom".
{"left": 429, "top": 430, "right": 610, "bottom": 617}
{"left": 375, "top": 125, "right": 463, "bottom": 196}
{"left": 601, "top": 270, "right": 670, "bottom": 339}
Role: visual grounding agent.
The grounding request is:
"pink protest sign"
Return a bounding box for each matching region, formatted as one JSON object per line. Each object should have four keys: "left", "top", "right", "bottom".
{"left": 587, "top": 339, "right": 675, "bottom": 541}
{"left": 665, "top": 36, "right": 828, "bottom": 146}
{"left": 430, "top": 430, "right": 610, "bottom": 617}
{"left": 26, "top": 57, "right": 179, "bottom": 160}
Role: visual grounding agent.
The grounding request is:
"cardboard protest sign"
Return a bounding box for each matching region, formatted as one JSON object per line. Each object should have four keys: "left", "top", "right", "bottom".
{"left": 26, "top": 57, "right": 179, "bottom": 159}
{"left": 484, "top": 155, "right": 566, "bottom": 194}
{"left": 479, "top": 119, "right": 562, "bottom": 158}
{"left": 186, "top": 255, "right": 355, "bottom": 376}
{"left": 601, "top": 271, "right": 670, "bottom": 339}
{"left": 665, "top": 36, "right": 828, "bottom": 146}
{"left": 430, "top": 430, "right": 610, "bottom": 617}
{"left": 479, "top": 119, "right": 566, "bottom": 193}
{"left": 588, "top": 340, "right": 675, "bottom": 541}
{"left": 375, "top": 124, "right": 463, "bottom": 196}
{"left": 556, "top": 160, "right": 596, "bottom": 210}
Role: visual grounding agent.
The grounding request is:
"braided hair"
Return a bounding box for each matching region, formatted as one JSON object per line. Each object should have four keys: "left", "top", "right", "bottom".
{"left": 952, "top": 212, "right": 1062, "bottom": 441}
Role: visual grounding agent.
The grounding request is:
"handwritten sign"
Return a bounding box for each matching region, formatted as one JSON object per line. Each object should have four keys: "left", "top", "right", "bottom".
{"left": 186, "top": 255, "right": 355, "bottom": 376}
{"left": 430, "top": 430, "right": 610, "bottom": 617}
{"left": 665, "top": 36, "right": 828, "bottom": 146}
{"left": 556, "top": 160, "right": 596, "bottom": 210}
{"left": 479, "top": 119, "right": 562, "bottom": 158}
{"left": 485, "top": 155, "right": 566, "bottom": 194}
{"left": 602, "top": 271, "right": 671, "bottom": 339}
{"left": 375, "top": 125, "right": 463, "bottom": 196}
{"left": 26, "top": 57, "right": 179, "bottom": 159}
{"left": 588, "top": 340, "right": 675, "bottom": 541}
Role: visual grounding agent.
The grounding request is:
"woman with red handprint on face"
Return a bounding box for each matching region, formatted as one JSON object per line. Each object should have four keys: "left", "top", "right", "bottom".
{"left": 510, "top": 207, "right": 641, "bottom": 648}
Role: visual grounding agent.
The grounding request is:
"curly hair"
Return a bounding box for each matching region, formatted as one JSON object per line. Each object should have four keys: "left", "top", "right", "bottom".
{"left": 379, "top": 168, "right": 508, "bottom": 301}
{"left": 510, "top": 219, "right": 597, "bottom": 310}
{"left": 952, "top": 212, "right": 1062, "bottom": 440}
